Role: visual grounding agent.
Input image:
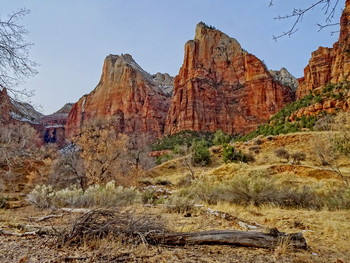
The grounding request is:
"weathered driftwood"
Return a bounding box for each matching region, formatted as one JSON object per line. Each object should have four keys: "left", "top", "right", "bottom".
{"left": 150, "top": 229, "right": 307, "bottom": 249}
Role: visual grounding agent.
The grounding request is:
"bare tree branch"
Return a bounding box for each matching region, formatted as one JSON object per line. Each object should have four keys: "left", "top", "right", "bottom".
{"left": 270, "top": 0, "right": 342, "bottom": 40}
{"left": 0, "top": 8, "right": 38, "bottom": 98}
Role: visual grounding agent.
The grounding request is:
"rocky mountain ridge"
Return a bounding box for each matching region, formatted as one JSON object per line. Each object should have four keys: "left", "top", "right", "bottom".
{"left": 4, "top": 0, "right": 350, "bottom": 145}
{"left": 164, "top": 22, "right": 295, "bottom": 135}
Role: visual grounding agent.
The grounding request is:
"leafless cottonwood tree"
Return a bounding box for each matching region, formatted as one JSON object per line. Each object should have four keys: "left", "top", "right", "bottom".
{"left": 51, "top": 145, "right": 87, "bottom": 191}
{"left": 0, "top": 8, "right": 37, "bottom": 98}
{"left": 54, "top": 120, "right": 155, "bottom": 191}
{"left": 270, "top": 0, "right": 342, "bottom": 40}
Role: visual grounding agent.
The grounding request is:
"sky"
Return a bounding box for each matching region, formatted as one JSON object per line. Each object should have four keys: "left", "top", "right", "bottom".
{"left": 1, "top": 0, "right": 345, "bottom": 114}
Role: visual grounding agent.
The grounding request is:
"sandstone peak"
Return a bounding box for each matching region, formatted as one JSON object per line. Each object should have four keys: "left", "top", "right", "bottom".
{"left": 164, "top": 24, "right": 294, "bottom": 135}
{"left": 194, "top": 22, "right": 242, "bottom": 54}
{"left": 66, "top": 54, "right": 170, "bottom": 138}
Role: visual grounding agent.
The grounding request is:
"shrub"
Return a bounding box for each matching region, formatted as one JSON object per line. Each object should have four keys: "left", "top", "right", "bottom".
{"left": 212, "top": 130, "right": 231, "bottom": 145}
{"left": 291, "top": 152, "right": 306, "bottom": 165}
{"left": 191, "top": 139, "right": 211, "bottom": 166}
{"left": 325, "top": 188, "right": 350, "bottom": 209}
{"left": 219, "top": 175, "right": 278, "bottom": 206}
{"left": 191, "top": 176, "right": 220, "bottom": 205}
{"left": 176, "top": 174, "right": 193, "bottom": 187}
{"left": 173, "top": 175, "right": 350, "bottom": 210}
{"left": 151, "top": 130, "right": 214, "bottom": 151}
{"left": 165, "top": 193, "right": 196, "bottom": 213}
{"left": 222, "top": 145, "right": 250, "bottom": 163}
{"left": 141, "top": 189, "right": 163, "bottom": 205}
{"left": 26, "top": 184, "right": 55, "bottom": 209}
{"left": 27, "top": 181, "right": 141, "bottom": 209}
{"left": 277, "top": 186, "right": 321, "bottom": 209}
{"left": 155, "top": 154, "right": 173, "bottom": 165}
{"left": 274, "top": 148, "right": 290, "bottom": 162}
{"left": 172, "top": 144, "right": 187, "bottom": 155}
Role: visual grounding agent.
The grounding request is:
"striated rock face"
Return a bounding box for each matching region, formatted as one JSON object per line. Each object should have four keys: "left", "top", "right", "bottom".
{"left": 164, "top": 22, "right": 294, "bottom": 135}
{"left": 40, "top": 103, "right": 73, "bottom": 146}
{"left": 269, "top": 68, "right": 298, "bottom": 91}
{"left": 297, "top": 0, "right": 350, "bottom": 98}
{"left": 66, "top": 54, "right": 170, "bottom": 138}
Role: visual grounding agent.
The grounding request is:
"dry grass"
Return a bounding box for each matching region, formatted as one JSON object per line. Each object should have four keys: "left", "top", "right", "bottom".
{"left": 2, "top": 132, "right": 350, "bottom": 262}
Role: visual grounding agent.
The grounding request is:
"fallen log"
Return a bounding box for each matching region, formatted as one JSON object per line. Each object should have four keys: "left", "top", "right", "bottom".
{"left": 150, "top": 229, "right": 307, "bottom": 249}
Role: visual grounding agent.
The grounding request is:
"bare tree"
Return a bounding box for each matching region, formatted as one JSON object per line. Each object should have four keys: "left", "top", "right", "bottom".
{"left": 74, "top": 120, "right": 129, "bottom": 187}
{"left": 270, "top": 0, "right": 342, "bottom": 40}
{"left": 51, "top": 145, "right": 87, "bottom": 191}
{"left": 0, "top": 122, "right": 40, "bottom": 190}
{"left": 0, "top": 8, "right": 37, "bottom": 97}
{"left": 127, "top": 133, "right": 155, "bottom": 176}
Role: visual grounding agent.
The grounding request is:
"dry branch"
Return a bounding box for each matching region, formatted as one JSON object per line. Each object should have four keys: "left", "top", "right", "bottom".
{"left": 29, "top": 214, "right": 63, "bottom": 222}
{"left": 61, "top": 209, "right": 307, "bottom": 250}
{"left": 61, "top": 209, "right": 165, "bottom": 246}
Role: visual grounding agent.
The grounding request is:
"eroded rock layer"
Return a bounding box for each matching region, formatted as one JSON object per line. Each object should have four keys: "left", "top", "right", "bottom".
{"left": 164, "top": 23, "right": 294, "bottom": 135}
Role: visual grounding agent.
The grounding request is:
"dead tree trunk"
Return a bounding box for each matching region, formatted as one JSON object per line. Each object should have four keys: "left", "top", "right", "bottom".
{"left": 150, "top": 230, "right": 307, "bottom": 249}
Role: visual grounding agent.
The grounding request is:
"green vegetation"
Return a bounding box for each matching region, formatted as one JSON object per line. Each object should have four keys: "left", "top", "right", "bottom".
{"left": 212, "top": 130, "right": 231, "bottom": 145}
{"left": 152, "top": 130, "right": 214, "bottom": 151}
{"left": 237, "top": 81, "right": 350, "bottom": 141}
{"left": 155, "top": 153, "right": 173, "bottom": 165}
{"left": 191, "top": 139, "right": 211, "bottom": 166}
{"left": 222, "top": 144, "right": 251, "bottom": 163}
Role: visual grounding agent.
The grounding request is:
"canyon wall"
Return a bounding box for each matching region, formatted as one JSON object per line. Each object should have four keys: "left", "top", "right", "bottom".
{"left": 164, "top": 22, "right": 294, "bottom": 135}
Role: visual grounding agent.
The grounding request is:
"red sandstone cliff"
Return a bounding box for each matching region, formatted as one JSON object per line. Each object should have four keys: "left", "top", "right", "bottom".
{"left": 297, "top": 0, "right": 350, "bottom": 98}
{"left": 66, "top": 54, "right": 170, "bottom": 138}
{"left": 164, "top": 23, "right": 294, "bottom": 135}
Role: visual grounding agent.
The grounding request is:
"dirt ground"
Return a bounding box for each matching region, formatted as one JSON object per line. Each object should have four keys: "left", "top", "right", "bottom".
{"left": 1, "top": 203, "right": 349, "bottom": 263}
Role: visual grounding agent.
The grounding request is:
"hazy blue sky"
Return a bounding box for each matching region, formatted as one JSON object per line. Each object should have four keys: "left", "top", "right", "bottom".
{"left": 1, "top": 0, "right": 345, "bottom": 114}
